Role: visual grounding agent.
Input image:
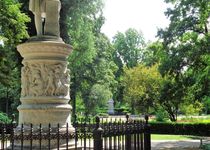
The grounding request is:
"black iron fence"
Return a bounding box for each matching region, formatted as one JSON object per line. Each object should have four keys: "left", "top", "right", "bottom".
{"left": 0, "top": 115, "right": 151, "bottom": 150}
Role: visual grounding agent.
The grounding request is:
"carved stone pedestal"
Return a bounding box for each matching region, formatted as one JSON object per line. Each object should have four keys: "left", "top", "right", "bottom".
{"left": 15, "top": 41, "right": 74, "bottom": 148}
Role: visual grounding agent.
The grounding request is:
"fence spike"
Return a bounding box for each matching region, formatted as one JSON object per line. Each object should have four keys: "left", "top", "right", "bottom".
{"left": 145, "top": 115, "right": 149, "bottom": 124}
{"left": 48, "top": 123, "right": 51, "bottom": 150}
{"left": 126, "top": 114, "right": 129, "bottom": 123}
{"left": 57, "top": 123, "right": 60, "bottom": 150}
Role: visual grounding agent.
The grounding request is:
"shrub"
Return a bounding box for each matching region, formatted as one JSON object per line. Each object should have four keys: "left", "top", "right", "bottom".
{"left": 180, "top": 101, "right": 203, "bottom": 116}
{"left": 0, "top": 112, "right": 11, "bottom": 123}
{"left": 155, "top": 107, "right": 168, "bottom": 122}
{"left": 150, "top": 122, "right": 210, "bottom": 136}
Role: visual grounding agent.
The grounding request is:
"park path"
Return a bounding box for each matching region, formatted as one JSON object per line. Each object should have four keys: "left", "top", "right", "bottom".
{"left": 151, "top": 140, "right": 202, "bottom": 150}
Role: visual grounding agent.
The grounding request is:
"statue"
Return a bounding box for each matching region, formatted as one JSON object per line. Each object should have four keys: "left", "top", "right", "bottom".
{"left": 29, "top": 0, "right": 61, "bottom": 37}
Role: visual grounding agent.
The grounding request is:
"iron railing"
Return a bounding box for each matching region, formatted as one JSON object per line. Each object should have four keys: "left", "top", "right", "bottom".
{"left": 0, "top": 115, "right": 151, "bottom": 150}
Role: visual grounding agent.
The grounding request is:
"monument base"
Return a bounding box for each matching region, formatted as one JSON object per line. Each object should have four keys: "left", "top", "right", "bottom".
{"left": 16, "top": 41, "right": 74, "bottom": 149}
{"left": 12, "top": 125, "right": 75, "bottom": 149}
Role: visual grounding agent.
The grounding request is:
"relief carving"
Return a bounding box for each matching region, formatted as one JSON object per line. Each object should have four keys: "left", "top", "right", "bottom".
{"left": 21, "top": 62, "right": 70, "bottom": 97}
{"left": 21, "top": 62, "right": 30, "bottom": 97}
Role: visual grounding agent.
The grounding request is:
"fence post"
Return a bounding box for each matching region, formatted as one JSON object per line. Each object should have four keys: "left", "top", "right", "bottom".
{"left": 10, "top": 114, "right": 17, "bottom": 149}
{"left": 144, "top": 115, "right": 151, "bottom": 150}
{"left": 125, "top": 114, "right": 132, "bottom": 150}
{"left": 93, "top": 116, "right": 103, "bottom": 150}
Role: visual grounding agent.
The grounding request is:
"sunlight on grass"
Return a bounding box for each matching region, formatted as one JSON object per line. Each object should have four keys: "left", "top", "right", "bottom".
{"left": 151, "top": 134, "right": 200, "bottom": 140}
{"left": 177, "top": 116, "right": 210, "bottom": 123}
{"left": 149, "top": 115, "right": 210, "bottom": 123}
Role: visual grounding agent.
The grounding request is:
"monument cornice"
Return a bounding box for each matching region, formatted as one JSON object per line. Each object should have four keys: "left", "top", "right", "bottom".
{"left": 17, "top": 41, "right": 72, "bottom": 59}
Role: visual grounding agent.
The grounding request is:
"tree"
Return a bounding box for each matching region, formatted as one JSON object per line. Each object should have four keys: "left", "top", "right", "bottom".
{"left": 203, "top": 96, "right": 210, "bottom": 114}
{"left": 69, "top": 33, "right": 118, "bottom": 115}
{"left": 144, "top": 41, "right": 165, "bottom": 66}
{"left": 88, "top": 84, "right": 112, "bottom": 114}
{"left": 157, "top": 0, "right": 210, "bottom": 119}
{"left": 0, "top": 0, "right": 29, "bottom": 84}
{"left": 158, "top": 0, "right": 209, "bottom": 84}
{"left": 123, "top": 64, "right": 163, "bottom": 114}
{"left": 113, "top": 28, "right": 145, "bottom": 74}
{"left": 67, "top": 0, "right": 118, "bottom": 115}
{"left": 112, "top": 28, "right": 146, "bottom": 105}
{"left": 0, "top": 0, "right": 29, "bottom": 115}
{"left": 159, "top": 76, "right": 185, "bottom": 121}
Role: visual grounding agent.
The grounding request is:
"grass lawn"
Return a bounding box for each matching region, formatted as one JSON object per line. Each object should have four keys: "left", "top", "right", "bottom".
{"left": 151, "top": 134, "right": 200, "bottom": 140}
{"left": 149, "top": 115, "right": 210, "bottom": 123}
{"left": 177, "top": 115, "right": 210, "bottom": 123}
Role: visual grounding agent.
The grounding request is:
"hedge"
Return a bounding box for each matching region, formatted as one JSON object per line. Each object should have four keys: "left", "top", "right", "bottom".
{"left": 150, "top": 122, "right": 210, "bottom": 136}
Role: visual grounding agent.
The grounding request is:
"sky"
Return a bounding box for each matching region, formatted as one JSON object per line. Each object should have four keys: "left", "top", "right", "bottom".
{"left": 101, "top": 0, "right": 170, "bottom": 42}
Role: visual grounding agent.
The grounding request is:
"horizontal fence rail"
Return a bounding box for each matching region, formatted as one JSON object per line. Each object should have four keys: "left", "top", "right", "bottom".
{"left": 0, "top": 115, "right": 151, "bottom": 150}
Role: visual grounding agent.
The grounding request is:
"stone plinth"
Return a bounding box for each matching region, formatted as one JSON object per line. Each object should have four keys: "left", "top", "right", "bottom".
{"left": 107, "top": 99, "right": 114, "bottom": 115}
{"left": 16, "top": 41, "right": 74, "bottom": 148}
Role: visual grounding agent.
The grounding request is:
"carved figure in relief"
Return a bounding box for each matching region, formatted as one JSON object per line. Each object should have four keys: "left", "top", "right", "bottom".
{"left": 54, "top": 63, "right": 64, "bottom": 95}
{"left": 45, "top": 70, "right": 56, "bottom": 96}
{"left": 30, "top": 69, "right": 44, "bottom": 96}
{"left": 21, "top": 63, "right": 30, "bottom": 96}
{"left": 60, "top": 69, "right": 70, "bottom": 96}
{"left": 20, "top": 62, "right": 71, "bottom": 97}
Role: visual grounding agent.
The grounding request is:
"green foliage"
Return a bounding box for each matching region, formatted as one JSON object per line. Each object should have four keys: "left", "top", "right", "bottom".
{"left": 155, "top": 106, "right": 169, "bottom": 122}
{"left": 159, "top": 77, "right": 184, "bottom": 122}
{"left": 75, "top": 94, "right": 85, "bottom": 113}
{"left": 179, "top": 117, "right": 210, "bottom": 123}
{"left": 180, "top": 101, "right": 203, "bottom": 116}
{"left": 150, "top": 122, "right": 210, "bottom": 136}
{"left": 0, "top": 0, "right": 29, "bottom": 85}
{"left": 88, "top": 84, "right": 112, "bottom": 114}
{"left": 0, "top": 0, "right": 29, "bottom": 114}
{"left": 123, "top": 64, "right": 163, "bottom": 114}
{"left": 0, "top": 0, "right": 29, "bottom": 46}
{"left": 114, "top": 102, "right": 130, "bottom": 115}
{"left": 203, "top": 97, "right": 210, "bottom": 114}
{"left": 66, "top": 0, "right": 117, "bottom": 115}
{"left": 0, "top": 112, "right": 11, "bottom": 123}
{"left": 151, "top": 134, "right": 199, "bottom": 140}
{"left": 144, "top": 41, "right": 165, "bottom": 66}
{"left": 112, "top": 28, "right": 146, "bottom": 105}
{"left": 202, "top": 144, "right": 210, "bottom": 150}
{"left": 113, "top": 28, "right": 145, "bottom": 69}
{"left": 154, "top": 0, "right": 210, "bottom": 121}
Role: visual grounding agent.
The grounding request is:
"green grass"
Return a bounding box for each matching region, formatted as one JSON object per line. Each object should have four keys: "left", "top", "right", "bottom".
{"left": 202, "top": 144, "right": 210, "bottom": 150}
{"left": 178, "top": 116, "right": 210, "bottom": 123}
{"left": 151, "top": 134, "right": 200, "bottom": 140}
{"left": 150, "top": 115, "right": 210, "bottom": 123}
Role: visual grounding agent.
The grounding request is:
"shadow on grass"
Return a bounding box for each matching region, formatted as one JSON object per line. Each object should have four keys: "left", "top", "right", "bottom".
{"left": 152, "top": 141, "right": 201, "bottom": 150}
{"left": 186, "top": 135, "right": 202, "bottom": 140}
{"left": 201, "top": 144, "right": 210, "bottom": 150}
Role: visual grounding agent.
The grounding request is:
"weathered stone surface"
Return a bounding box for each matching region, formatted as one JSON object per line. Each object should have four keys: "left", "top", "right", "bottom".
{"left": 17, "top": 41, "right": 72, "bottom": 126}
{"left": 15, "top": 41, "right": 74, "bottom": 148}
{"left": 29, "top": 0, "right": 61, "bottom": 37}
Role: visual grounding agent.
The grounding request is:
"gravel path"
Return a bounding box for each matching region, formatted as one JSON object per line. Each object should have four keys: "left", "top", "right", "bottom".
{"left": 151, "top": 140, "right": 202, "bottom": 150}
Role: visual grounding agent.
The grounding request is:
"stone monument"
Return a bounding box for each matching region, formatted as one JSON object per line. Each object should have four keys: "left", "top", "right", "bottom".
{"left": 107, "top": 99, "right": 114, "bottom": 115}
{"left": 15, "top": 0, "right": 74, "bottom": 148}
